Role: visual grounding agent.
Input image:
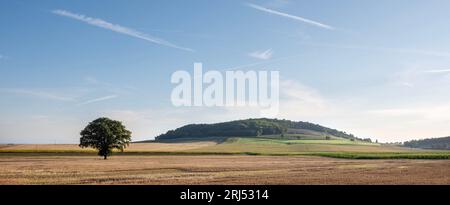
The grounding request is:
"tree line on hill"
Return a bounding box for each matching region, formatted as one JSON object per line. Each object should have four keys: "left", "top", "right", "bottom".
{"left": 156, "top": 119, "right": 285, "bottom": 140}
{"left": 155, "top": 118, "right": 367, "bottom": 141}
{"left": 403, "top": 136, "right": 450, "bottom": 150}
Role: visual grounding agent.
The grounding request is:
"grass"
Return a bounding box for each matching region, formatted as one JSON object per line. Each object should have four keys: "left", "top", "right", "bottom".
{"left": 257, "top": 133, "right": 342, "bottom": 140}
{"left": 187, "top": 137, "right": 450, "bottom": 159}
{"left": 309, "top": 152, "right": 450, "bottom": 159}
{"left": 225, "top": 137, "right": 378, "bottom": 146}
{"left": 2, "top": 150, "right": 449, "bottom": 160}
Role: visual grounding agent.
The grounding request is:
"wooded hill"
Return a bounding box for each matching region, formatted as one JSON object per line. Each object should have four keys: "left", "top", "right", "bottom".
{"left": 403, "top": 137, "right": 450, "bottom": 150}
{"left": 155, "top": 118, "right": 367, "bottom": 142}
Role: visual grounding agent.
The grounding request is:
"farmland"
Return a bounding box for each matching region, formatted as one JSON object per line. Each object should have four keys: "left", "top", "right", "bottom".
{"left": 1, "top": 137, "right": 449, "bottom": 184}
{"left": 0, "top": 155, "right": 449, "bottom": 185}
{"left": 1, "top": 137, "right": 449, "bottom": 159}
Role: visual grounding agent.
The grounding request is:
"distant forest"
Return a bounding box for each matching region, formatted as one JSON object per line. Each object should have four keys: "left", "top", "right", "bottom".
{"left": 403, "top": 137, "right": 450, "bottom": 150}
{"left": 155, "top": 118, "right": 363, "bottom": 141}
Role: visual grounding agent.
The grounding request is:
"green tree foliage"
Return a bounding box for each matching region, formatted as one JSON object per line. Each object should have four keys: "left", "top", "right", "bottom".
{"left": 362, "top": 138, "right": 372, "bottom": 143}
{"left": 403, "top": 137, "right": 450, "bottom": 150}
{"left": 156, "top": 119, "right": 286, "bottom": 140}
{"left": 267, "top": 118, "right": 358, "bottom": 140}
{"left": 79, "top": 117, "right": 132, "bottom": 159}
{"left": 155, "top": 118, "right": 361, "bottom": 141}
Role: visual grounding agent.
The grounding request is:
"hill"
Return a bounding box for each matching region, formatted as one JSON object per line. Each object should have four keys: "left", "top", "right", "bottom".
{"left": 403, "top": 137, "right": 450, "bottom": 150}
{"left": 154, "top": 118, "right": 370, "bottom": 142}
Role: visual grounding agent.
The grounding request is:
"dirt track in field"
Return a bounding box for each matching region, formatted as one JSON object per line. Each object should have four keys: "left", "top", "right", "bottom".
{"left": 0, "top": 155, "right": 448, "bottom": 184}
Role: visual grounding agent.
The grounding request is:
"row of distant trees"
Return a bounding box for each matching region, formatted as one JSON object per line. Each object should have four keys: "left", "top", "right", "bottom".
{"left": 403, "top": 137, "right": 450, "bottom": 150}
{"left": 268, "top": 118, "right": 368, "bottom": 141}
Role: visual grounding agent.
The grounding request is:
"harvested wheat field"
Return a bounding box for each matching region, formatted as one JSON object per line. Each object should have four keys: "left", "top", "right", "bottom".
{"left": 0, "top": 155, "right": 448, "bottom": 185}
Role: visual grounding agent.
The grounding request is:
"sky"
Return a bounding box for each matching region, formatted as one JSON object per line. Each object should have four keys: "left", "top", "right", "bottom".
{"left": 1, "top": 0, "right": 450, "bottom": 143}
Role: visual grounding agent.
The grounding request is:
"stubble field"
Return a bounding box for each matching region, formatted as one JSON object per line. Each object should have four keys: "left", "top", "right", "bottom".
{"left": 0, "top": 155, "right": 449, "bottom": 185}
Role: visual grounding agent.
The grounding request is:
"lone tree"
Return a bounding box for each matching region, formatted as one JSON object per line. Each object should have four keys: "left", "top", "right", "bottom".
{"left": 80, "top": 117, "right": 132, "bottom": 159}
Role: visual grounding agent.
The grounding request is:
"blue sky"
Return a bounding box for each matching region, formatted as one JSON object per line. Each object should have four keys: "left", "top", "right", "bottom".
{"left": 1, "top": 0, "right": 450, "bottom": 143}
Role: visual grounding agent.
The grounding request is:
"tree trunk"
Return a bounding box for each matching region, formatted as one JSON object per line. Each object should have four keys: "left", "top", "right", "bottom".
{"left": 104, "top": 155, "right": 107, "bottom": 160}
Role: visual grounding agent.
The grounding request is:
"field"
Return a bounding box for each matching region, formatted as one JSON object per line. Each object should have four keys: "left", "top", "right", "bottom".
{"left": 0, "top": 141, "right": 215, "bottom": 152}
{"left": 0, "top": 155, "right": 449, "bottom": 184}
{"left": 1, "top": 137, "right": 450, "bottom": 159}
{"left": 1, "top": 138, "right": 449, "bottom": 184}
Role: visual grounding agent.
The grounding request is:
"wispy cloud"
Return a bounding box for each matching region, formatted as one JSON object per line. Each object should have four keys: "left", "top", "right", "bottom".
{"left": 52, "top": 9, "right": 194, "bottom": 52}
{"left": 263, "top": 0, "right": 291, "bottom": 8}
{"left": 398, "top": 82, "right": 414, "bottom": 87}
{"left": 0, "top": 88, "right": 75, "bottom": 101}
{"left": 301, "top": 42, "right": 450, "bottom": 58}
{"left": 246, "top": 3, "right": 334, "bottom": 30}
{"left": 389, "top": 64, "right": 450, "bottom": 88}
{"left": 423, "top": 69, "right": 450, "bottom": 74}
{"left": 78, "top": 95, "right": 118, "bottom": 106}
{"left": 367, "top": 104, "right": 450, "bottom": 122}
{"left": 248, "top": 49, "right": 273, "bottom": 60}
{"left": 222, "top": 53, "right": 301, "bottom": 70}
{"left": 1, "top": 87, "right": 120, "bottom": 106}
{"left": 280, "top": 79, "right": 326, "bottom": 105}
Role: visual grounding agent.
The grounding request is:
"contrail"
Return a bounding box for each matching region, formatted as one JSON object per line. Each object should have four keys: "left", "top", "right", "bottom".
{"left": 78, "top": 95, "right": 118, "bottom": 106}
{"left": 52, "top": 9, "right": 194, "bottom": 52}
{"left": 246, "top": 3, "right": 334, "bottom": 30}
{"left": 423, "top": 69, "right": 450, "bottom": 73}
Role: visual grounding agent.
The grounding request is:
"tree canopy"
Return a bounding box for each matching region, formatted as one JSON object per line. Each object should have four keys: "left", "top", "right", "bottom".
{"left": 80, "top": 117, "right": 132, "bottom": 159}
{"left": 403, "top": 137, "right": 450, "bottom": 150}
{"left": 155, "top": 118, "right": 360, "bottom": 141}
